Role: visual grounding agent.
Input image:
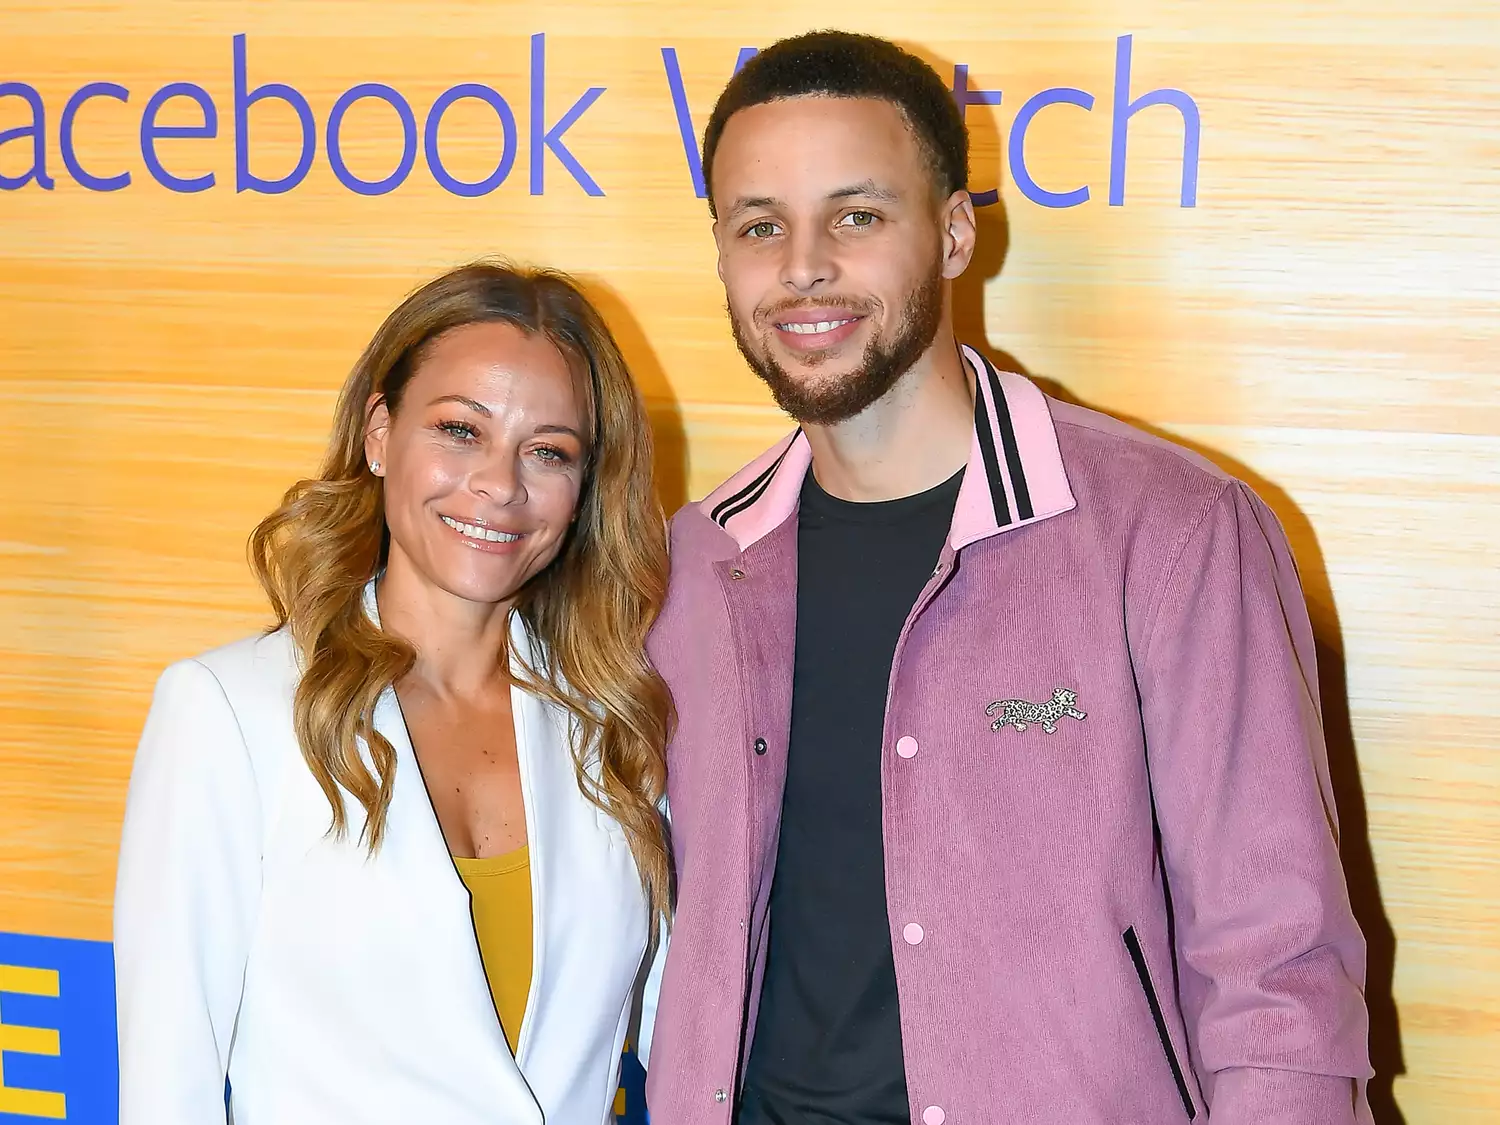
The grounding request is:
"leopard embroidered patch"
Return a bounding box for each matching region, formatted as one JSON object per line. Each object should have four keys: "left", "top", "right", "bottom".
{"left": 985, "top": 687, "right": 1087, "bottom": 734}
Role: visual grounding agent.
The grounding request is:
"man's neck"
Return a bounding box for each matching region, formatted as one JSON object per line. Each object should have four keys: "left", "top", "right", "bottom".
{"left": 804, "top": 334, "right": 974, "bottom": 503}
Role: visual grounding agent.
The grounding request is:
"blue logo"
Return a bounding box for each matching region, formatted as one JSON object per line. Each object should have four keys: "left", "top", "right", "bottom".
{"left": 0, "top": 932, "right": 117, "bottom": 1125}
{"left": 0, "top": 930, "right": 646, "bottom": 1124}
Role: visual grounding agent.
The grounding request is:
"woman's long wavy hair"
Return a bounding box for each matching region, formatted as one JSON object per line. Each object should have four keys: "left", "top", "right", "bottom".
{"left": 249, "top": 260, "right": 672, "bottom": 926}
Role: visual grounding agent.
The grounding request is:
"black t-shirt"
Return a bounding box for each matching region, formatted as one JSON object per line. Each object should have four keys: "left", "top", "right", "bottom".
{"left": 737, "top": 465, "right": 965, "bottom": 1125}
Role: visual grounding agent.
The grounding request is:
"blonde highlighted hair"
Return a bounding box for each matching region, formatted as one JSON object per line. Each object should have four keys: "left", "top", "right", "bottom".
{"left": 249, "top": 260, "right": 672, "bottom": 923}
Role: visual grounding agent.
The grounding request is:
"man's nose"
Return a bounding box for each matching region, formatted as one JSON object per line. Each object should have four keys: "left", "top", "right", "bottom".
{"left": 779, "top": 225, "right": 839, "bottom": 294}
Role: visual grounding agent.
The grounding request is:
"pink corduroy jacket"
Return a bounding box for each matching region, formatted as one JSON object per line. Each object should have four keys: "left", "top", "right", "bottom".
{"left": 643, "top": 348, "right": 1373, "bottom": 1125}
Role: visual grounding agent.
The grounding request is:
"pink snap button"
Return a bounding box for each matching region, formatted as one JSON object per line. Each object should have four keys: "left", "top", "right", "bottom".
{"left": 922, "top": 1107, "right": 946, "bottom": 1125}
{"left": 903, "top": 922, "right": 925, "bottom": 945}
{"left": 896, "top": 736, "right": 918, "bottom": 758}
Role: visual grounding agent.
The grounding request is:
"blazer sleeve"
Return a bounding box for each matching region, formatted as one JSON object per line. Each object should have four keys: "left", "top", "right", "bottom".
{"left": 633, "top": 922, "right": 669, "bottom": 1071}
{"left": 1137, "top": 481, "right": 1374, "bottom": 1125}
{"left": 633, "top": 797, "right": 671, "bottom": 1071}
{"left": 114, "top": 658, "right": 264, "bottom": 1125}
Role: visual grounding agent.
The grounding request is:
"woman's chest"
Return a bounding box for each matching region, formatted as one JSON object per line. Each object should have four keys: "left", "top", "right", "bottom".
{"left": 399, "top": 686, "right": 529, "bottom": 859}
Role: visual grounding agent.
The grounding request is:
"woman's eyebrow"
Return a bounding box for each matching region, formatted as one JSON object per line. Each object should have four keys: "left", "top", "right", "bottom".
{"left": 428, "top": 394, "right": 491, "bottom": 416}
{"left": 535, "top": 424, "right": 585, "bottom": 439}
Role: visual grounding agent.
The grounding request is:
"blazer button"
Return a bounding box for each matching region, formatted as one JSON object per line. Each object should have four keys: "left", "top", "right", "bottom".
{"left": 922, "top": 1107, "right": 946, "bottom": 1125}
{"left": 714, "top": 1088, "right": 728, "bottom": 1103}
{"left": 903, "top": 922, "right": 925, "bottom": 945}
{"left": 753, "top": 737, "right": 768, "bottom": 756}
{"left": 896, "top": 736, "right": 918, "bottom": 759}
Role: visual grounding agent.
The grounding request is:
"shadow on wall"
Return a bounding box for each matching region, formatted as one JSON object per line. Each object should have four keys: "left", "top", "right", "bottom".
{"left": 947, "top": 90, "right": 1406, "bottom": 1125}
{"left": 576, "top": 274, "right": 690, "bottom": 515}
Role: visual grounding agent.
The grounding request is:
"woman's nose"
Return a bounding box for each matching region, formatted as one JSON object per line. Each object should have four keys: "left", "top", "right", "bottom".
{"left": 469, "top": 451, "right": 528, "bottom": 506}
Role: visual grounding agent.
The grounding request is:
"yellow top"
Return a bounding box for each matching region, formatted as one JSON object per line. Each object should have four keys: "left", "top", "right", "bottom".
{"left": 453, "top": 845, "right": 533, "bottom": 1054}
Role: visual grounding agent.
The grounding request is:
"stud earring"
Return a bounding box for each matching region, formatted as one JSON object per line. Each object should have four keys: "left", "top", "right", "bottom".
{"left": 369, "top": 460, "right": 382, "bottom": 474}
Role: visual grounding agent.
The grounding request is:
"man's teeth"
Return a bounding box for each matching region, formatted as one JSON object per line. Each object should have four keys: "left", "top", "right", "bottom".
{"left": 779, "top": 319, "right": 854, "bottom": 334}
{"left": 441, "top": 516, "right": 521, "bottom": 542}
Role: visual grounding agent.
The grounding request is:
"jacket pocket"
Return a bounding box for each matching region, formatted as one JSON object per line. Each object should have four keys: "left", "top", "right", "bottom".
{"left": 1122, "top": 926, "right": 1197, "bottom": 1120}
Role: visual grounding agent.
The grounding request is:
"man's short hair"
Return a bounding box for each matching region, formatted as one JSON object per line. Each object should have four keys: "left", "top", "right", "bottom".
{"left": 701, "top": 30, "right": 969, "bottom": 218}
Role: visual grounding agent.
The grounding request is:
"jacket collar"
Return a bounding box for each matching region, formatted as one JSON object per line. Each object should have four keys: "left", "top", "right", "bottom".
{"left": 700, "top": 345, "right": 1076, "bottom": 552}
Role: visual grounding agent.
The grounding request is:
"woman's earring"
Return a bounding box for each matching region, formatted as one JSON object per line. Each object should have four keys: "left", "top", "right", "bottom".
{"left": 369, "top": 460, "right": 382, "bottom": 474}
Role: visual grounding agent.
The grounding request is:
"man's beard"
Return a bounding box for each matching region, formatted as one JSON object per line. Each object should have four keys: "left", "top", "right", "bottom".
{"left": 730, "top": 266, "right": 944, "bottom": 427}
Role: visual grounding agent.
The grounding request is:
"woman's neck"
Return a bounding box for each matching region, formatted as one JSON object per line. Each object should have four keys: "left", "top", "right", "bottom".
{"left": 374, "top": 562, "right": 514, "bottom": 699}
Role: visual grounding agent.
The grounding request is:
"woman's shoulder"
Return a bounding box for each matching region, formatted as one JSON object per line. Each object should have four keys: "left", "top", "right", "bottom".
{"left": 139, "top": 628, "right": 306, "bottom": 798}
{"left": 154, "top": 627, "right": 300, "bottom": 727}
{"left": 179, "top": 626, "right": 298, "bottom": 688}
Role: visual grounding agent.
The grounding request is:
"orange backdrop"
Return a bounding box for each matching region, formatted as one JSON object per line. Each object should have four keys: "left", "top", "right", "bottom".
{"left": 1, "top": 2, "right": 1496, "bottom": 1121}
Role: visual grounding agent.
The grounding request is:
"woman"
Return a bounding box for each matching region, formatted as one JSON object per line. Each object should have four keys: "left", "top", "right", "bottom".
{"left": 114, "top": 261, "right": 671, "bottom": 1124}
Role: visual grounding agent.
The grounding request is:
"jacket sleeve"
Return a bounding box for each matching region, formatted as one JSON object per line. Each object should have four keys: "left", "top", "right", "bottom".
{"left": 1137, "top": 481, "right": 1373, "bottom": 1125}
{"left": 114, "top": 658, "right": 263, "bottom": 1125}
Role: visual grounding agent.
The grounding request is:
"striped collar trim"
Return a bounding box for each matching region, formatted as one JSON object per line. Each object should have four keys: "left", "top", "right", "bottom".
{"left": 699, "top": 345, "right": 1076, "bottom": 551}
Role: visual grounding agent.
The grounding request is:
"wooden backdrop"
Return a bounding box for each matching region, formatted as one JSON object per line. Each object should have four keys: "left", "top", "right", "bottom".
{"left": 1, "top": 2, "right": 1496, "bottom": 1121}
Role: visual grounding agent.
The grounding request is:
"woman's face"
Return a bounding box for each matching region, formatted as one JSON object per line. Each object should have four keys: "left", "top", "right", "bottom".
{"left": 365, "top": 320, "right": 590, "bottom": 609}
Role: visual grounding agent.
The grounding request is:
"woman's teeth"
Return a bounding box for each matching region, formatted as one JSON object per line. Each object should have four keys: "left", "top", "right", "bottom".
{"left": 441, "top": 516, "right": 520, "bottom": 542}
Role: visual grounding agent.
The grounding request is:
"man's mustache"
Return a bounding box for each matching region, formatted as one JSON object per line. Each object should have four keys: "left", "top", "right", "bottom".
{"left": 752, "top": 296, "right": 879, "bottom": 325}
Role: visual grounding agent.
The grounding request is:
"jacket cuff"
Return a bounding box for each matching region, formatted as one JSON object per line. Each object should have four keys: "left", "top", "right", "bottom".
{"left": 1209, "top": 1068, "right": 1363, "bottom": 1125}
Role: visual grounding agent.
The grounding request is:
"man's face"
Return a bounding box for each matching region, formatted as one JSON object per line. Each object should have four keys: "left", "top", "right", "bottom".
{"left": 710, "top": 95, "right": 969, "bottom": 426}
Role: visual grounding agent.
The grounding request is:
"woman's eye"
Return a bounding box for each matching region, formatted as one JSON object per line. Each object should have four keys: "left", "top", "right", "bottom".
{"left": 838, "top": 210, "right": 877, "bottom": 228}
{"left": 532, "top": 445, "right": 573, "bottom": 465}
{"left": 746, "top": 220, "right": 780, "bottom": 239}
{"left": 438, "top": 421, "right": 478, "bottom": 441}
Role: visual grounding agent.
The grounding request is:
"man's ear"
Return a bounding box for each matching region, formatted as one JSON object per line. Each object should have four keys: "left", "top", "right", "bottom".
{"left": 939, "top": 190, "right": 978, "bottom": 281}
{"left": 713, "top": 219, "right": 727, "bottom": 284}
{"left": 364, "top": 393, "right": 390, "bottom": 475}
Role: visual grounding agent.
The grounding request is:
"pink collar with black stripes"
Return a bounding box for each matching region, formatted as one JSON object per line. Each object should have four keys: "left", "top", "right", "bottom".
{"left": 699, "top": 345, "right": 1077, "bottom": 552}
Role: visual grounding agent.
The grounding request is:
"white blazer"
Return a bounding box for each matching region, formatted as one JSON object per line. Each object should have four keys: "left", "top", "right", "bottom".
{"left": 114, "top": 602, "right": 653, "bottom": 1125}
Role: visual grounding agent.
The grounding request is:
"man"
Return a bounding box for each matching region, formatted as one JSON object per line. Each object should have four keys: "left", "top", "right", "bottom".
{"left": 644, "top": 30, "right": 1372, "bottom": 1125}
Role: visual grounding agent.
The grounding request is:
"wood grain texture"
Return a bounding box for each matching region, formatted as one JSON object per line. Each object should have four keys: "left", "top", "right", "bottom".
{"left": 1, "top": 2, "right": 1496, "bottom": 1120}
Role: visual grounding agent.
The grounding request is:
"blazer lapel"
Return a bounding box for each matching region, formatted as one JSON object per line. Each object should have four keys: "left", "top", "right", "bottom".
{"left": 364, "top": 588, "right": 540, "bottom": 1111}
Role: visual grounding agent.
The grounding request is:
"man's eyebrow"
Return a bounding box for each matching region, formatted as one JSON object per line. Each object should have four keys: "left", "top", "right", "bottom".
{"left": 725, "top": 182, "right": 901, "bottom": 219}
{"left": 829, "top": 180, "right": 901, "bottom": 203}
{"left": 429, "top": 394, "right": 491, "bottom": 416}
{"left": 725, "top": 195, "right": 779, "bottom": 220}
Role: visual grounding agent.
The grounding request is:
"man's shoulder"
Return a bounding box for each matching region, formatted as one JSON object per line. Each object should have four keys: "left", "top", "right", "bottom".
{"left": 667, "top": 499, "right": 737, "bottom": 561}
{"left": 1050, "top": 397, "right": 1230, "bottom": 494}
{"left": 1045, "top": 395, "right": 1246, "bottom": 534}
{"left": 651, "top": 503, "right": 737, "bottom": 665}
{"left": 664, "top": 426, "right": 801, "bottom": 564}
{"left": 1042, "top": 395, "right": 1303, "bottom": 586}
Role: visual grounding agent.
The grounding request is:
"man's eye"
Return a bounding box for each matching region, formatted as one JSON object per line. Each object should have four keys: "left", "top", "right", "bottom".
{"left": 839, "top": 211, "right": 877, "bottom": 228}
{"left": 746, "top": 220, "right": 779, "bottom": 239}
